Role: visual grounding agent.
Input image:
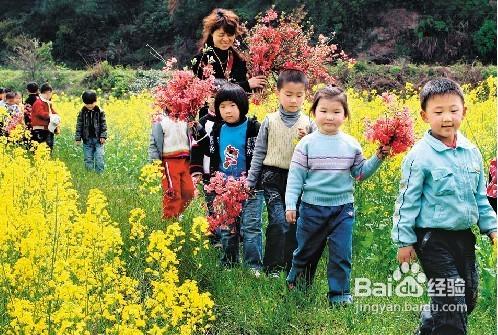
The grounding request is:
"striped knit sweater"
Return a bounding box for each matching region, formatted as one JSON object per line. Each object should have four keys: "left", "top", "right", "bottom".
{"left": 285, "top": 130, "right": 383, "bottom": 210}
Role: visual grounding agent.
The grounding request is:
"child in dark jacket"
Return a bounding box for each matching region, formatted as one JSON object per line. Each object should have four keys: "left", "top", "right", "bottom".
{"left": 24, "top": 82, "right": 39, "bottom": 130}
{"left": 75, "top": 90, "right": 107, "bottom": 173}
{"left": 197, "top": 83, "right": 264, "bottom": 270}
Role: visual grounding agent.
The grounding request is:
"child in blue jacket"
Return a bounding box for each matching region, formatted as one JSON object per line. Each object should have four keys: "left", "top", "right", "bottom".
{"left": 392, "top": 78, "right": 496, "bottom": 335}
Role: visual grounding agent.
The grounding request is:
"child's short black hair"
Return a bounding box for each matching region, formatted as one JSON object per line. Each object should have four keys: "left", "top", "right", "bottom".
{"left": 5, "top": 92, "right": 16, "bottom": 100}
{"left": 40, "top": 83, "right": 52, "bottom": 93}
{"left": 26, "top": 82, "right": 39, "bottom": 93}
{"left": 4, "top": 88, "right": 12, "bottom": 94}
{"left": 214, "top": 83, "right": 249, "bottom": 120}
{"left": 82, "top": 90, "right": 98, "bottom": 104}
{"left": 420, "top": 78, "right": 464, "bottom": 111}
{"left": 0, "top": 87, "right": 5, "bottom": 94}
{"left": 276, "top": 69, "right": 309, "bottom": 90}
{"left": 213, "top": 78, "right": 229, "bottom": 93}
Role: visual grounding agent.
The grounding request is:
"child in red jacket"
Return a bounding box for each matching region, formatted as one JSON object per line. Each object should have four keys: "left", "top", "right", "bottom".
{"left": 31, "top": 83, "right": 60, "bottom": 150}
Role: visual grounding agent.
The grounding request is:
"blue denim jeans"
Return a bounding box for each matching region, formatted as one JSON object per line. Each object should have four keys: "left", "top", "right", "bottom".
{"left": 203, "top": 189, "right": 221, "bottom": 245}
{"left": 261, "top": 166, "right": 297, "bottom": 273}
{"left": 287, "top": 202, "right": 355, "bottom": 304}
{"left": 220, "top": 190, "right": 264, "bottom": 269}
{"left": 83, "top": 137, "right": 104, "bottom": 173}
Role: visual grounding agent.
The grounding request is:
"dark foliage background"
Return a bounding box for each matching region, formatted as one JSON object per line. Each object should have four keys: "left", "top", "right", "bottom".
{"left": 0, "top": 0, "right": 495, "bottom": 68}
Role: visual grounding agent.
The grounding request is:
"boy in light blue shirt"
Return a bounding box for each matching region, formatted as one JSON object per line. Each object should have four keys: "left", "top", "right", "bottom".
{"left": 392, "top": 78, "right": 496, "bottom": 335}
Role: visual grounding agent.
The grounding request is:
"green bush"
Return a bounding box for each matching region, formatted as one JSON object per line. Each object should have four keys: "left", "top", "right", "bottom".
{"left": 0, "top": 66, "right": 86, "bottom": 94}
{"left": 129, "top": 69, "right": 166, "bottom": 93}
{"left": 0, "top": 69, "right": 24, "bottom": 91}
{"left": 82, "top": 61, "right": 135, "bottom": 97}
{"left": 330, "top": 61, "right": 496, "bottom": 92}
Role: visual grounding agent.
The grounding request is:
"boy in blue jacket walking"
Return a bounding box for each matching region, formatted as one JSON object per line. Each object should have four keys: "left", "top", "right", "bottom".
{"left": 392, "top": 78, "right": 496, "bottom": 335}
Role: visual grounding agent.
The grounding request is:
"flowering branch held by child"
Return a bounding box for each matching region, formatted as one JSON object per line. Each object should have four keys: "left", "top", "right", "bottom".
{"left": 153, "top": 57, "right": 215, "bottom": 122}
{"left": 365, "top": 93, "right": 415, "bottom": 156}
{"left": 203, "top": 172, "right": 250, "bottom": 233}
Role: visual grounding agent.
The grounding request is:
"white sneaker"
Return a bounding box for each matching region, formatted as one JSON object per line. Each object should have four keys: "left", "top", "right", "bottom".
{"left": 268, "top": 272, "right": 280, "bottom": 279}
{"left": 249, "top": 268, "right": 262, "bottom": 278}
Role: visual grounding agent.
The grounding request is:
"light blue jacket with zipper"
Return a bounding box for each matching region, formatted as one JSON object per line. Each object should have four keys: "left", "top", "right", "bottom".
{"left": 392, "top": 130, "right": 497, "bottom": 247}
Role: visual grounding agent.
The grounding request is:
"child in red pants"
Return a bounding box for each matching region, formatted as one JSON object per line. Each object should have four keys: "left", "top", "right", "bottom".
{"left": 148, "top": 112, "right": 207, "bottom": 219}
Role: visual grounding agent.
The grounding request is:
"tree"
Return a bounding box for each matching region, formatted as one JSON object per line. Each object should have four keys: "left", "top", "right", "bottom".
{"left": 7, "top": 35, "right": 55, "bottom": 81}
{"left": 473, "top": 19, "right": 497, "bottom": 62}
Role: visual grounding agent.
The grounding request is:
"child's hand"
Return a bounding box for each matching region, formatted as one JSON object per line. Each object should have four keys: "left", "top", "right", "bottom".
{"left": 286, "top": 210, "right": 296, "bottom": 224}
{"left": 376, "top": 145, "right": 391, "bottom": 160}
{"left": 99, "top": 138, "right": 106, "bottom": 144}
{"left": 489, "top": 231, "right": 497, "bottom": 244}
{"left": 192, "top": 174, "right": 202, "bottom": 185}
{"left": 297, "top": 127, "right": 307, "bottom": 139}
{"left": 397, "top": 246, "right": 417, "bottom": 264}
{"left": 75, "top": 140, "right": 81, "bottom": 145}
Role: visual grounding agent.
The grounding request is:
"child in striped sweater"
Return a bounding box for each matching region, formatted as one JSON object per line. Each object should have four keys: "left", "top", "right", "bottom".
{"left": 285, "top": 86, "right": 390, "bottom": 306}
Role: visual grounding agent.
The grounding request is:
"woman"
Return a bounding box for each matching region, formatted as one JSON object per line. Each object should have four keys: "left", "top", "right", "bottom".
{"left": 192, "top": 8, "right": 266, "bottom": 117}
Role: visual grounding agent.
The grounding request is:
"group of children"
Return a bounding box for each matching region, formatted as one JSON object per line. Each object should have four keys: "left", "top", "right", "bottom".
{"left": 1, "top": 83, "right": 59, "bottom": 148}
{"left": 0, "top": 83, "right": 107, "bottom": 173}
{"left": 149, "top": 69, "right": 496, "bottom": 334}
{"left": 1, "top": 69, "right": 495, "bottom": 333}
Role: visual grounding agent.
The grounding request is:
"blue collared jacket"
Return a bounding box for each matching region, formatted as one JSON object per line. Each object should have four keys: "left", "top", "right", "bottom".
{"left": 392, "top": 130, "right": 497, "bottom": 247}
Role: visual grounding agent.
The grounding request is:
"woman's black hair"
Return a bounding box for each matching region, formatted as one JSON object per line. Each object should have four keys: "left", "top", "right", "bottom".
{"left": 214, "top": 83, "right": 249, "bottom": 120}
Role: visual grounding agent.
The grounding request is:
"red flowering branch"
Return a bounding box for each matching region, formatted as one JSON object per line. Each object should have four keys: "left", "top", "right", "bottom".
{"left": 204, "top": 172, "right": 250, "bottom": 232}
{"left": 487, "top": 158, "right": 496, "bottom": 198}
{"left": 365, "top": 94, "right": 415, "bottom": 156}
{"left": 245, "top": 7, "right": 354, "bottom": 104}
{"left": 3, "top": 109, "right": 25, "bottom": 135}
{"left": 153, "top": 57, "right": 215, "bottom": 122}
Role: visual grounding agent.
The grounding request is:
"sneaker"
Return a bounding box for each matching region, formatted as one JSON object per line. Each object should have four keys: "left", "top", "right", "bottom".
{"left": 329, "top": 295, "right": 353, "bottom": 308}
{"left": 268, "top": 272, "right": 280, "bottom": 279}
{"left": 329, "top": 300, "right": 353, "bottom": 308}
{"left": 249, "top": 268, "right": 262, "bottom": 278}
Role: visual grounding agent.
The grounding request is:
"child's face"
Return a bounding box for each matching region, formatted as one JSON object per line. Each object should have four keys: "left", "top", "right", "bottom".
{"left": 421, "top": 93, "right": 466, "bottom": 144}
{"left": 219, "top": 100, "right": 240, "bottom": 123}
{"left": 277, "top": 82, "right": 306, "bottom": 112}
{"left": 208, "top": 95, "right": 215, "bottom": 113}
{"left": 85, "top": 102, "right": 97, "bottom": 110}
{"left": 314, "top": 98, "right": 346, "bottom": 135}
{"left": 212, "top": 28, "right": 236, "bottom": 50}
{"left": 0, "top": 93, "right": 5, "bottom": 100}
{"left": 14, "top": 95, "right": 21, "bottom": 105}
{"left": 42, "top": 90, "right": 53, "bottom": 100}
{"left": 5, "top": 98, "right": 15, "bottom": 105}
